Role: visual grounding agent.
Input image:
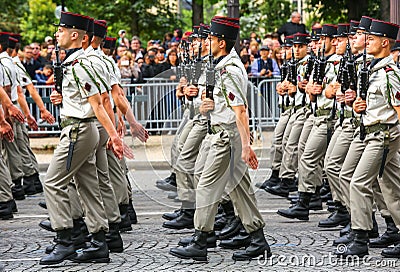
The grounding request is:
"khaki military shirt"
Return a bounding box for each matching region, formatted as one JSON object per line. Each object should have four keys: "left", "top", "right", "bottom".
{"left": 0, "top": 51, "right": 19, "bottom": 101}
{"left": 294, "top": 55, "right": 310, "bottom": 106}
{"left": 211, "top": 49, "right": 248, "bottom": 125}
{"left": 99, "top": 50, "right": 120, "bottom": 86}
{"left": 60, "top": 49, "right": 100, "bottom": 119}
{"left": 364, "top": 56, "right": 400, "bottom": 126}
{"left": 85, "top": 46, "right": 111, "bottom": 94}
{"left": 13, "top": 56, "right": 32, "bottom": 88}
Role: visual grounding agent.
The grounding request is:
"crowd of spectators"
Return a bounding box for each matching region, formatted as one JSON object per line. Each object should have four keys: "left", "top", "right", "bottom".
{"left": 19, "top": 12, "right": 311, "bottom": 86}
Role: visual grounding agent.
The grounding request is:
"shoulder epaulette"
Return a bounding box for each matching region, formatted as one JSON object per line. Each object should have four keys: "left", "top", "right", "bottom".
{"left": 384, "top": 65, "right": 394, "bottom": 73}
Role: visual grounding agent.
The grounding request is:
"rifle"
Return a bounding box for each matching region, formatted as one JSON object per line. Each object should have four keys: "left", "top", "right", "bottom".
{"left": 192, "top": 40, "right": 203, "bottom": 86}
{"left": 304, "top": 50, "right": 315, "bottom": 81}
{"left": 205, "top": 36, "right": 215, "bottom": 134}
{"left": 397, "top": 55, "right": 400, "bottom": 69}
{"left": 336, "top": 50, "right": 349, "bottom": 126}
{"left": 280, "top": 50, "right": 288, "bottom": 113}
{"left": 288, "top": 47, "right": 298, "bottom": 110}
{"left": 359, "top": 35, "right": 369, "bottom": 141}
{"left": 54, "top": 40, "right": 63, "bottom": 97}
{"left": 312, "top": 43, "right": 327, "bottom": 116}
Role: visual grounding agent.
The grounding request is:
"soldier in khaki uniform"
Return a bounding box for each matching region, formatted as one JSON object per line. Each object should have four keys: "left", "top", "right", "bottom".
{"left": 318, "top": 24, "right": 352, "bottom": 229}
{"left": 170, "top": 17, "right": 270, "bottom": 262}
{"left": 336, "top": 19, "right": 400, "bottom": 258}
{"left": 257, "top": 38, "right": 293, "bottom": 190}
{"left": 266, "top": 33, "right": 310, "bottom": 197}
{"left": 40, "top": 11, "right": 123, "bottom": 265}
{"left": 11, "top": 34, "right": 55, "bottom": 195}
{"left": 278, "top": 24, "right": 340, "bottom": 221}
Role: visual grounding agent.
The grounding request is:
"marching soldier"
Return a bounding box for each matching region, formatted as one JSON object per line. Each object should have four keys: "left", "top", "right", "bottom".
{"left": 170, "top": 16, "right": 270, "bottom": 261}
{"left": 266, "top": 32, "right": 310, "bottom": 197}
{"left": 257, "top": 36, "right": 294, "bottom": 190}
{"left": 336, "top": 19, "right": 400, "bottom": 258}
{"left": 278, "top": 24, "right": 340, "bottom": 221}
{"left": 40, "top": 11, "right": 123, "bottom": 265}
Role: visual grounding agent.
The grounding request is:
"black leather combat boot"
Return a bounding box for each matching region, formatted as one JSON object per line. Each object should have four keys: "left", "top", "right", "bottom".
{"left": 162, "top": 209, "right": 194, "bottom": 230}
{"left": 40, "top": 229, "right": 76, "bottom": 265}
{"left": 277, "top": 192, "right": 312, "bottom": 221}
{"left": 232, "top": 228, "right": 272, "bottom": 261}
{"left": 71, "top": 230, "right": 110, "bottom": 263}
{"left": 370, "top": 217, "right": 400, "bottom": 248}
{"left": 170, "top": 230, "right": 208, "bottom": 261}
{"left": 178, "top": 231, "right": 217, "bottom": 248}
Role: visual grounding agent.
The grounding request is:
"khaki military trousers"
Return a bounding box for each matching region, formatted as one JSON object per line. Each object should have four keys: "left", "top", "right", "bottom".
{"left": 175, "top": 117, "right": 208, "bottom": 208}
{"left": 270, "top": 109, "right": 291, "bottom": 171}
{"left": 170, "top": 108, "right": 191, "bottom": 170}
{"left": 324, "top": 118, "right": 354, "bottom": 203}
{"left": 297, "top": 111, "right": 314, "bottom": 165}
{"left": 44, "top": 121, "right": 108, "bottom": 233}
{"left": 339, "top": 128, "right": 391, "bottom": 219}
{"left": 2, "top": 120, "right": 24, "bottom": 180}
{"left": 298, "top": 115, "right": 333, "bottom": 193}
{"left": 107, "top": 150, "right": 130, "bottom": 205}
{"left": 0, "top": 143, "right": 13, "bottom": 202}
{"left": 349, "top": 125, "right": 400, "bottom": 230}
{"left": 20, "top": 123, "right": 39, "bottom": 175}
{"left": 193, "top": 126, "right": 265, "bottom": 233}
{"left": 279, "top": 107, "right": 307, "bottom": 179}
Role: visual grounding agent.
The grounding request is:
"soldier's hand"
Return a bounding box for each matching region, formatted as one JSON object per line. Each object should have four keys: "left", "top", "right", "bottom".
{"left": 111, "top": 136, "right": 124, "bottom": 160}
{"left": 199, "top": 98, "right": 214, "bottom": 115}
{"left": 50, "top": 90, "right": 63, "bottom": 105}
{"left": 7, "top": 105, "right": 24, "bottom": 123}
{"left": 325, "top": 82, "right": 338, "bottom": 99}
{"left": 123, "top": 142, "right": 135, "bottom": 160}
{"left": 345, "top": 89, "right": 357, "bottom": 106}
{"left": 130, "top": 121, "right": 149, "bottom": 143}
{"left": 0, "top": 120, "right": 14, "bottom": 142}
{"left": 260, "top": 68, "right": 267, "bottom": 76}
{"left": 353, "top": 97, "right": 366, "bottom": 113}
{"left": 276, "top": 82, "right": 287, "bottom": 96}
{"left": 312, "top": 84, "right": 323, "bottom": 95}
{"left": 336, "top": 90, "right": 345, "bottom": 103}
{"left": 40, "top": 110, "right": 55, "bottom": 124}
{"left": 184, "top": 85, "right": 199, "bottom": 97}
{"left": 298, "top": 80, "right": 308, "bottom": 91}
{"left": 242, "top": 146, "right": 258, "bottom": 170}
{"left": 26, "top": 115, "right": 38, "bottom": 130}
{"left": 287, "top": 82, "right": 297, "bottom": 97}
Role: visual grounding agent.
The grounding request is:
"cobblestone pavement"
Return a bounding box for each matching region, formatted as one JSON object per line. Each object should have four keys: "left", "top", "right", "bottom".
{"left": 0, "top": 169, "right": 399, "bottom": 272}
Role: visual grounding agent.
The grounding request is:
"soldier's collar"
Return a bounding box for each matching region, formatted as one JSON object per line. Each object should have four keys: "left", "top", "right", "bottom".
{"left": 65, "top": 47, "right": 82, "bottom": 61}
{"left": 370, "top": 58, "right": 383, "bottom": 69}
{"left": 213, "top": 55, "right": 227, "bottom": 65}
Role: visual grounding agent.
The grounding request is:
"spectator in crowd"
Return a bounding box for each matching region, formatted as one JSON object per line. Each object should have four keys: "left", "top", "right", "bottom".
{"left": 277, "top": 11, "right": 307, "bottom": 43}
{"left": 44, "top": 36, "right": 53, "bottom": 45}
{"left": 271, "top": 39, "right": 281, "bottom": 51}
{"left": 118, "top": 29, "right": 130, "bottom": 49}
{"left": 162, "top": 32, "right": 173, "bottom": 50}
{"left": 242, "top": 39, "right": 250, "bottom": 50}
{"left": 131, "top": 36, "right": 143, "bottom": 60}
{"left": 136, "top": 57, "right": 144, "bottom": 69}
{"left": 251, "top": 45, "right": 280, "bottom": 77}
{"left": 22, "top": 45, "right": 42, "bottom": 79}
{"left": 34, "top": 64, "right": 53, "bottom": 85}
{"left": 30, "top": 42, "right": 46, "bottom": 67}
{"left": 141, "top": 48, "right": 160, "bottom": 78}
{"left": 250, "top": 31, "right": 261, "bottom": 43}
{"left": 166, "top": 41, "right": 179, "bottom": 55}
{"left": 156, "top": 47, "right": 169, "bottom": 73}
{"left": 249, "top": 40, "right": 260, "bottom": 58}
{"left": 161, "top": 49, "right": 179, "bottom": 80}
{"left": 272, "top": 47, "right": 284, "bottom": 68}
{"left": 116, "top": 45, "right": 128, "bottom": 61}
{"left": 118, "top": 51, "right": 142, "bottom": 83}
{"left": 240, "top": 46, "right": 248, "bottom": 57}
{"left": 171, "top": 28, "right": 182, "bottom": 43}
{"left": 241, "top": 54, "right": 252, "bottom": 76}
{"left": 45, "top": 43, "right": 55, "bottom": 63}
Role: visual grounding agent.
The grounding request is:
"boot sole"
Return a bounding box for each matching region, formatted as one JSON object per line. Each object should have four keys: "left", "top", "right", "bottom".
{"left": 264, "top": 188, "right": 289, "bottom": 198}
{"left": 162, "top": 215, "right": 179, "bottom": 221}
{"left": 277, "top": 210, "right": 309, "bottom": 221}
{"left": 178, "top": 242, "right": 217, "bottom": 248}
{"left": 232, "top": 251, "right": 272, "bottom": 261}
{"left": 162, "top": 224, "right": 194, "bottom": 230}
{"left": 155, "top": 184, "right": 177, "bottom": 192}
{"left": 39, "top": 252, "right": 77, "bottom": 265}
{"left": 71, "top": 257, "right": 110, "bottom": 263}
{"left": 0, "top": 214, "right": 13, "bottom": 220}
{"left": 219, "top": 242, "right": 251, "bottom": 249}
{"left": 39, "top": 223, "right": 55, "bottom": 232}
{"left": 169, "top": 250, "right": 207, "bottom": 262}
{"left": 318, "top": 220, "right": 350, "bottom": 228}
{"left": 119, "top": 226, "right": 133, "bottom": 232}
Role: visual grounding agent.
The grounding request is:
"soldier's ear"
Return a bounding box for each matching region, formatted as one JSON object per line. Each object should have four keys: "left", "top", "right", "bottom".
{"left": 381, "top": 38, "right": 389, "bottom": 48}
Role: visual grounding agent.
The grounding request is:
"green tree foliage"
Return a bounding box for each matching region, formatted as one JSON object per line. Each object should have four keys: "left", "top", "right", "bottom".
{"left": 20, "top": 0, "right": 56, "bottom": 45}
{"left": 304, "top": 0, "right": 382, "bottom": 27}
{"left": 237, "top": 0, "right": 292, "bottom": 38}
{"left": 0, "top": 0, "right": 28, "bottom": 33}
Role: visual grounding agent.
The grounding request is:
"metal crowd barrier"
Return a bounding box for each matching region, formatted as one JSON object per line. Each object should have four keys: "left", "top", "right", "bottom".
{"left": 27, "top": 77, "right": 281, "bottom": 136}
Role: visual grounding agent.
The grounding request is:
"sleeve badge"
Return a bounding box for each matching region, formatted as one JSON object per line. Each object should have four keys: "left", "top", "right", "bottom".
{"left": 85, "top": 82, "right": 92, "bottom": 91}
{"left": 228, "top": 92, "right": 235, "bottom": 101}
